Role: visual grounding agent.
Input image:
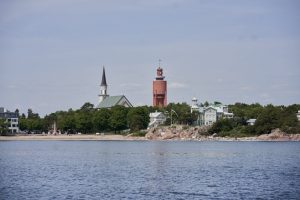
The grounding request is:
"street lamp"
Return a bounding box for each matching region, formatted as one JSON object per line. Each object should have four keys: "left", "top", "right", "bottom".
{"left": 171, "top": 109, "right": 178, "bottom": 126}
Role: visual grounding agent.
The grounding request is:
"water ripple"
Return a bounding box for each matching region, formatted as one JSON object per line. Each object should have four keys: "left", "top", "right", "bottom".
{"left": 0, "top": 141, "right": 299, "bottom": 199}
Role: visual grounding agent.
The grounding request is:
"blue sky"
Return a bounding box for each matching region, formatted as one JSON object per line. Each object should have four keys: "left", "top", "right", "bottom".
{"left": 1, "top": 0, "right": 299, "bottom": 116}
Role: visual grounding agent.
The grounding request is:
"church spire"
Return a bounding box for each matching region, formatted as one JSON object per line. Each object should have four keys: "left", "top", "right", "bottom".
{"left": 101, "top": 66, "right": 107, "bottom": 86}
{"left": 99, "top": 66, "right": 109, "bottom": 103}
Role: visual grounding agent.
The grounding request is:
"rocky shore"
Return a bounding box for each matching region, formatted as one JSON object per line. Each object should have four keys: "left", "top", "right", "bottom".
{"left": 256, "top": 129, "right": 300, "bottom": 141}
{"left": 145, "top": 126, "right": 300, "bottom": 141}
{"left": 1, "top": 127, "right": 299, "bottom": 141}
{"left": 145, "top": 125, "right": 209, "bottom": 140}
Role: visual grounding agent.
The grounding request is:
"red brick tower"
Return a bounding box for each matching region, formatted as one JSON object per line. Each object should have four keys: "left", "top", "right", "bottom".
{"left": 153, "top": 67, "right": 167, "bottom": 107}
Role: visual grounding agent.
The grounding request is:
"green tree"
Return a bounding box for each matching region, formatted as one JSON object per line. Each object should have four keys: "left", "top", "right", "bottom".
{"left": 109, "top": 105, "right": 129, "bottom": 133}
{"left": 208, "top": 117, "right": 246, "bottom": 134}
{"left": 208, "top": 118, "right": 234, "bottom": 134}
{"left": 254, "top": 105, "right": 281, "bottom": 134}
{"left": 94, "top": 108, "right": 111, "bottom": 132}
{"left": 214, "top": 101, "right": 222, "bottom": 106}
{"left": 19, "top": 109, "right": 43, "bottom": 132}
{"left": 278, "top": 105, "right": 300, "bottom": 134}
{"left": 19, "top": 115, "right": 28, "bottom": 131}
{"left": 0, "top": 118, "right": 8, "bottom": 134}
{"left": 127, "top": 107, "right": 150, "bottom": 131}
{"left": 75, "top": 110, "right": 94, "bottom": 134}
{"left": 70, "top": 103, "right": 96, "bottom": 134}
{"left": 166, "top": 103, "right": 195, "bottom": 125}
{"left": 26, "top": 118, "right": 43, "bottom": 132}
{"left": 228, "top": 103, "right": 263, "bottom": 119}
{"left": 80, "top": 102, "right": 94, "bottom": 112}
{"left": 27, "top": 109, "right": 40, "bottom": 119}
{"left": 43, "top": 113, "right": 57, "bottom": 132}
{"left": 61, "top": 112, "right": 77, "bottom": 132}
{"left": 204, "top": 101, "right": 209, "bottom": 107}
{"left": 52, "top": 111, "right": 74, "bottom": 133}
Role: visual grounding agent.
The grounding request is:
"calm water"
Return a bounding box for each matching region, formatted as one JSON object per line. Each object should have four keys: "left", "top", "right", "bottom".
{"left": 0, "top": 141, "right": 299, "bottom": 200}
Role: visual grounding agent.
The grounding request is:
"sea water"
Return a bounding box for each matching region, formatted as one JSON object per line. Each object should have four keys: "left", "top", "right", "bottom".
{"left": 0, "top": 141, "right": 299, "bottom": 199}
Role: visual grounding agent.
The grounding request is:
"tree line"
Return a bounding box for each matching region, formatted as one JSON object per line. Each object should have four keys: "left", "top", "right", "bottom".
{"left": 19, "top": 103, "right": 149, "bottom": 134}
{"left": 3, "top": 102, "right": 299, "bottom": 136}
{"left": 17, "top": 102, "right": 197, "bottom": 134}
{"left": 209, "top": 103, "right": 300, "bottom": 136}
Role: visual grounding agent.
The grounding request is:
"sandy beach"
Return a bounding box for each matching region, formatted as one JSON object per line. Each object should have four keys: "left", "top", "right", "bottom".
{"left": 1, "top": 133, "right": 299, "bottom": 141}
{"left": 0, "top": 134, "right": 147, "bottom": 141}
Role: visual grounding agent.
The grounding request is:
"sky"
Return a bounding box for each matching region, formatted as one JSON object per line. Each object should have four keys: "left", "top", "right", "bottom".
{"left": 0, "top": 0, "right": 299, "bottom": 116}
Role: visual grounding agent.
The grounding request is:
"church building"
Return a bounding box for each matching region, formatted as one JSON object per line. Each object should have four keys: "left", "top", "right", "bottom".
{"left": 97, "top": 67, "right": 133, "bottom": 109}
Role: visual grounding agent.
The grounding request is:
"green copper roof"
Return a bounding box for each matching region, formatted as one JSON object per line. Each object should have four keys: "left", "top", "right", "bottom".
{"left": 97, "top": 95, "right": 132, "bottom": 108}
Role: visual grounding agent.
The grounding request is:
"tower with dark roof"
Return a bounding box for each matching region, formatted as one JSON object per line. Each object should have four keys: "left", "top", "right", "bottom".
{"left": 99, "top": 67, "right": 109, "bottom": 103}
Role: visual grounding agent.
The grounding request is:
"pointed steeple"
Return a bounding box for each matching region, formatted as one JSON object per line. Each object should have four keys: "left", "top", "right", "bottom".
{"left": 99, "top": 66, "right": 109, "bottom": 103}
{"left": 101, "top": 66, "right": 107, "bottom": 86}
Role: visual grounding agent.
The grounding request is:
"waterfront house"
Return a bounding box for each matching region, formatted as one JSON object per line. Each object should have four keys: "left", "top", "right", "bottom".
{"left": 148, "top": 111, "right": 167, "bottom": 128}
{"left": 0, "top": 107, "right": 19, "bottom": 133}
{"left": 191, "top": 98, "right": 234, "bottom": 126}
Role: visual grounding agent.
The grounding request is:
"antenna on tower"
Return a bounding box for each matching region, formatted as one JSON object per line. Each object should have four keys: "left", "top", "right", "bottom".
{"left": 158, "top": 59, "right": 162, "bottom": 67}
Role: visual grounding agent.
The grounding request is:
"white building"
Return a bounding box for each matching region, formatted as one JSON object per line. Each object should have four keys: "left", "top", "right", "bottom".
{"left": 0, "top": 107, "right": 19, "bottom": 133}
{"left": 297, "top": 110, "right": 300, "bottom": 121}
{"left": 148, "top": 111, "right": 167, "bottom": 128}
{"left": 190, "top": 98, "right": 234, "bottom": 126}
{"left": 203, "top": 107, "right": 217, "bottom": 125}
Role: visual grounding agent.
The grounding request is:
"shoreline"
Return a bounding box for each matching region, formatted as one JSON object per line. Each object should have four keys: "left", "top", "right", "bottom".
{"left": 0, "top": 134, "right": 299, "bottom": 141}
{"left": 0, "top": 134, "right": 146, "bottom": 141}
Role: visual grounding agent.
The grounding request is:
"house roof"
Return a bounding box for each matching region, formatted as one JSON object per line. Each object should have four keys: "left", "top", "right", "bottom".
{"left": 203, "top": 105, "right": 226, "bottom": 113}
{"left": 247, "top": 119, "right": 256, "bottom": 123}
{"left": 204, "top": 106, "right": 217, "bottom": 111}
{"left": 0, "top": 112, "right": 18, "bottom": 119}
{"left": 97, "top": 95, "right": 132, "bottom": 108}
{"left": 150, "top": 112, "right": 164, "bottom": 118}
{"left": 224, "top": 112, "right": 234, "bottom": 116}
